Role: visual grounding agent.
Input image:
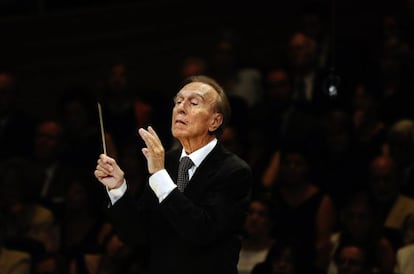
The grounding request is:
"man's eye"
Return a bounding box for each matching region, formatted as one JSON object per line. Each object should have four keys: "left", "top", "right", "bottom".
{"left": 190, "top": 101, "right": 199, "bottom": 106}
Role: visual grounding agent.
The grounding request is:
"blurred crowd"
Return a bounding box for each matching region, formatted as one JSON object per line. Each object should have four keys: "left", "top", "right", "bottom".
{"left": 2, "top": 4, "right": 414, "bottom": 274}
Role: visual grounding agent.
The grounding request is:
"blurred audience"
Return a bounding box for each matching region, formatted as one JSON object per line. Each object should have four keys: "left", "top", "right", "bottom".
{"left": 394, "top": 214, "right": 414, "bottom": 274}
{"left": 0, "top": 157, "right": 57, "bottom": 261}
{"left": 268, "top": 145, "right": 336, "bottom": 273}
{"left": 58, "top": 86, "right": 114, "bottom": 169}
{"left": 4, "top": 6, "right": 414, "bottom": 274}
{"left": 327, "top": 191, "right": 395, "bottom": 274}
{"left": 385, "top": 119, "right": 414, "bottom": 197}
{"left": 0, "top": 212, "right": 32, "bottom": 274}
{"left": 251, "top": 240, "right": 299, "bottom": 274}
{"left": 333, "top": 244, "right": 375, "bottom": 274}
{"left": 368, "top": 155, "right": 414, "bottom": 250}
{"left": 97, "top": 62, "right": 138, "bottom": 150}
{"left": 238, "top": 196, "right": 275, "bottom": 274}
{"left": 30, "top": 119, "right": 74, "bottom": 220}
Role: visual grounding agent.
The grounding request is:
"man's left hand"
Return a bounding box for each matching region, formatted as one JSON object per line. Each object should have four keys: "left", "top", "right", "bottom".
{"left": 138, "top": 126, "right": 165, "bottom": 174}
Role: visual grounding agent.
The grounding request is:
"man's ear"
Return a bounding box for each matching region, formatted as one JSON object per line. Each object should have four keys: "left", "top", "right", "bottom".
{"left": 209, "top": 113, "right": 223, "bottom": 132}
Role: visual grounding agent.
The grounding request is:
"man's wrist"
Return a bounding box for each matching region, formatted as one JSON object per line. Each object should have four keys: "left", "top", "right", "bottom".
{"left": 107, "top": 179, "right": 127, "bottom": 205}
{"left": 149, "top": 169, "right": 176, "bottom": 202}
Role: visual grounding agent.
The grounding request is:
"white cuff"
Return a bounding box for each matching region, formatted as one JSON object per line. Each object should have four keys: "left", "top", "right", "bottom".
{"left": 107, "top": 180, "right": 127, "bottom": 205}
{"left": 149, "top": 169, "right": 177, "bottom": 203}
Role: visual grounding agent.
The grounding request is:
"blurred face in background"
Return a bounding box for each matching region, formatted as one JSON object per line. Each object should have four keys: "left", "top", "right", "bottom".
{"left": 109, "top": 63, "right": 127, "bottom": 92}
{"left": 343, "top": 198, "right": 374, "bottom": 242}
{"left": 266, "top": 69, "right": 292, "bottom": 104}
{"left": 288, "top": 32, "right": 317, "bottom": 73}
{"left": 279, "top": 152, "right": 309, "bottom": 187}
{"left": 271, "top": 247, "right": 296, "bottom": 274}
{"left": 369, "top": 156, "right": 398, "bottom": 202}
{"left": 336, "top": 246, "right": 368, "bottom": 274}
{"left": 244, "top": 200, "right": 272, "bottom": 239}
{"left": 34, "top": 121, "right": 64, "bottom": 164}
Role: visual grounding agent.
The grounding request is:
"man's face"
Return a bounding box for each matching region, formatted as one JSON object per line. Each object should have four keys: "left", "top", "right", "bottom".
{"left": 171, "top": 82, "right": 221, "bottom": 142}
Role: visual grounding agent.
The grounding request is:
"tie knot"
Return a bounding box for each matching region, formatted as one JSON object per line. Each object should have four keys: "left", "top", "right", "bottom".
{"left": 179, "top": 156, "right": 194, "bottom": 171}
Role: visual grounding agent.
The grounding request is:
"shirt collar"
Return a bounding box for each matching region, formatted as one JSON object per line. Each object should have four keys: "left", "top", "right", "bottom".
{"left": 180, "top": 138, "right": 217, "bottom": 168}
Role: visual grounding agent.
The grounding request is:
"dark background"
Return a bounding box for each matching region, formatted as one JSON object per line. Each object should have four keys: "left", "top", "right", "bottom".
{"left": 0, "top": 0, "right": 408, "bottom": 119}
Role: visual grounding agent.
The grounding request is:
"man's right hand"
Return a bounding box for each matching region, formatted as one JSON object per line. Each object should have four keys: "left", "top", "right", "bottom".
{"left": 94, "top": 154, "right": 125, "bottom": 190}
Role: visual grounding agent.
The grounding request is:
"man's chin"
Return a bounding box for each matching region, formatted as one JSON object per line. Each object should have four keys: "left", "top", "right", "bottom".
{"left": 172, "top": 129, "right": 188, "bottom": 139}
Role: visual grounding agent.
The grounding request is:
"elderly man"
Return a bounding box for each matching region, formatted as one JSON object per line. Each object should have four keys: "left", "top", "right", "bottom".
{"left": 95, "top": 75, "right": 252, "bottom": 274}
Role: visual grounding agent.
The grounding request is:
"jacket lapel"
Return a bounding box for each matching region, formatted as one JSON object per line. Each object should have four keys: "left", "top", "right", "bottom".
{"left": 184, "top": 143, "right": 226, "bottom": 196}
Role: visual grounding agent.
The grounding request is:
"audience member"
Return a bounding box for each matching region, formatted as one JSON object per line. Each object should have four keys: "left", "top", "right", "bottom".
{"left": 97, "top": 62, "right": 138, "bottom": 150}
{"left": 0, "top": 157, "right": 57, "bottom": 259}
{"left": 30, "top": 119, "right": 74, "bottom": 219}
{"left": 314, "top": 108, "right": 370, "bottom": 211}
{"left": 375, "top": 15, "right": 414, "bottom": 127}
{"left": 300, "top": 5, "right": 331, "bottom": 70}
{"left": 238, "top": 196, "right": 275, "bottom": 274}
{"left": 285, "top": 31, "right": 330, "bottom": 114}
{"left": 385, "top": 119, "right": 414, "bottom": 197}
{"left": 33, "top": 252, "right": 66, "bottom": 274}
{"left": 58, "top": 174, "right": 108, "bottom": 270}
{"left": 351, "top": 83, "right": 387, "bottom": 161}
{"left": 327, "top": 191, "right": 395, "bottom": 274}
{"left": 93, "top": 228, "right": 149, "bottom": 274}
{"left": 178, "top": 55, "right": 208, "bottom": 80}
{"left": 368, "top": 155, "right": 414, "bottom": 250}
{"left": 251, "top": 240, "right": 298, "bottom": 274}
{"left": 394, "top": 214, "right": 414, "bottom": 274}
{"left": 252, "top": 67, "right": 320, "bottom": 192}
{"left": 0, "top": 213, "right": 32, "bottom": 274}
{"left": 269, "top": 144, "right": 336, "bottom": 273}
{"left": 333, "top": 244, "right": 374, "bottom": 274}
{"left": 249, "top": 67, "right": 297, "bottom": 156}
{"left": 58, "top": 86, "right": 114, "bottom": 170}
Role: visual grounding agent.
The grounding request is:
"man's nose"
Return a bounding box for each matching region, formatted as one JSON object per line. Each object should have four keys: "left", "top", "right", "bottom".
{"left": 175, "top": 101, "right": 188, "bottom": 113}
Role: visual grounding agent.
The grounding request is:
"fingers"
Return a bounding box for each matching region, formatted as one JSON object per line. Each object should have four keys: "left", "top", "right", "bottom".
{"left": 95, "top": 154, "right": 116, "bottom": 177}
{"left": 148, "top": 126, "right": 161, "bottom": 145}
{"left": 94, "top": 169, "right": 106, "bottom": 179}
{"left": 138, "top": 126, "right": 162, "bottom": 151}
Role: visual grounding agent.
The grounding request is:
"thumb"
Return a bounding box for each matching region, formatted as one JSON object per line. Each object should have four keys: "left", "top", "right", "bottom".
{"left": 141, "top": 148, "right": 150, "bottom": 159}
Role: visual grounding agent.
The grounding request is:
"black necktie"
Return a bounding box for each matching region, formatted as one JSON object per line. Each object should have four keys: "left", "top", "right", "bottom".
{"left": 177, "top": 156, "right": 194, "bottom": 192}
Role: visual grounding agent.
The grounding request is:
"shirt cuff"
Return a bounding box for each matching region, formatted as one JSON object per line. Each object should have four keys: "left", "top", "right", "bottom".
{"left": 107, "top": 180, "right": 127, "bottom": 205}
{"left": 149, "top": 169, "right": 177, "bottom": 203}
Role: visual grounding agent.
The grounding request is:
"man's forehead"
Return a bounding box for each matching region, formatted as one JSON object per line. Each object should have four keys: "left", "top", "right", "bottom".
{"left": 177, "top": 82, "right": 215, "bottom": 97}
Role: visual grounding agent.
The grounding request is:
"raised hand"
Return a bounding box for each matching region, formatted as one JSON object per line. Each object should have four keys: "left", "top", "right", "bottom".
{"left": 138, "top": 126, "right": 165, "bottom": 174}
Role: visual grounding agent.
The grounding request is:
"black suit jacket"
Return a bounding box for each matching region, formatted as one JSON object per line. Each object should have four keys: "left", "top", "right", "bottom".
{"left": 107, "top": 142, "right": 252, "bottom": 274}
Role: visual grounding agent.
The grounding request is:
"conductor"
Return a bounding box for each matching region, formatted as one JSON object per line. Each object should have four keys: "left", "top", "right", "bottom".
{"left": 94, "top": 75, "right": 252, "bottom": 274}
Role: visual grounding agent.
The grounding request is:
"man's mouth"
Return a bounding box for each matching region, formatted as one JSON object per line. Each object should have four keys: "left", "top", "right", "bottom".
{"left": 175, "top": 119, "right": 187, "bottom": 125}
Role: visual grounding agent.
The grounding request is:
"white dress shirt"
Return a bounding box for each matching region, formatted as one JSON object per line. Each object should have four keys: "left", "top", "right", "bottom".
{"left": 108, "top": 138, "right": 217, "bottom": 204}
